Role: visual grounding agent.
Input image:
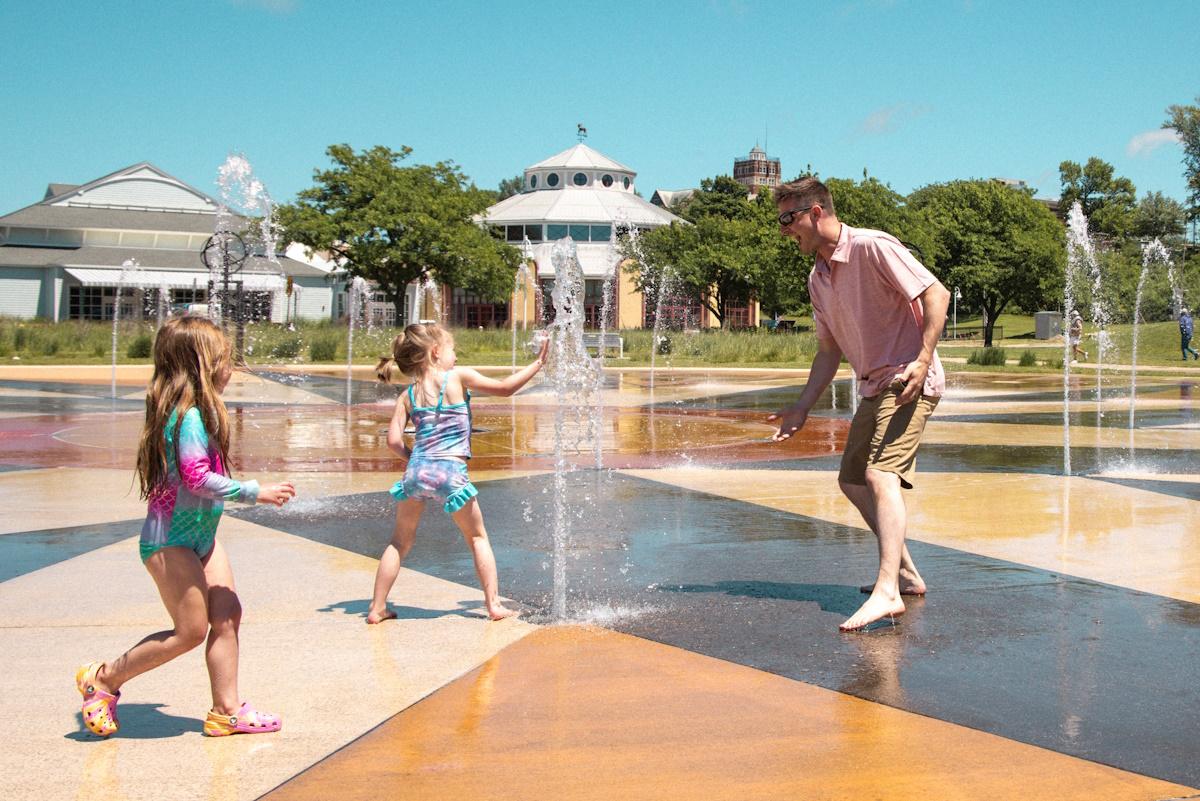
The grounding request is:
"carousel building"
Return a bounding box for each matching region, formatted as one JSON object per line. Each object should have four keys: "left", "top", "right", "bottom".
{"left": 473, "top": 143, "right": 757, "bottom": 331}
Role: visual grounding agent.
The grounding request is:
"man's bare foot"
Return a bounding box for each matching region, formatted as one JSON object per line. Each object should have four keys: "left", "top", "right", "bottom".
{"left": 487, "top": 605, "right": 519, "bottom": 621}
{"left": 839, "top": 593, "right": 905, "bottom": 632}
{"left": 365, "top": 608, "right": 396, "bottom": 624}
{"left": 860, "top": 579, "right": 926, "bottom": 596}
{"left": 860, "top": 567, "right": 926, "bottom": 596}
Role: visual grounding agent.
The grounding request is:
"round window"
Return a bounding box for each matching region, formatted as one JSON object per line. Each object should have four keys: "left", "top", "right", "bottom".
{"left": 623, "top": 177, "right": 631, "bottom": 189}
{"left": 547, "top": 173, "right": 560, "bottom": 187}
{"left": 601, "top": 174, "right": 613, "bottom": 188}
{"left": 573, "top": 172, "right": 588, "bottom": 186}
{"left": 530, "top": 175, "right": 538, "bottom": 189}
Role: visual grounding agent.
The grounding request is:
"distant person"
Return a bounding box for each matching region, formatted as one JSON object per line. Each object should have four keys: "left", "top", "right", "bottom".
{"left": 368, "top": 323, "right": 548, "bottom": 624}
{"left": 768, "top": 177, "right": 950, "bottom": 632}
{"left": 1180, "top": 308, "right": 1198, "bottom": 361}
{"left": 1069, "top": 311, "right": 1087, "bottom": 363}
{"left": 76, "top": 316, "right": 296, "bottom": 738}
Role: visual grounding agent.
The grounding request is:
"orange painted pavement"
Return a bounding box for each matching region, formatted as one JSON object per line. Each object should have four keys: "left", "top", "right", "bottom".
{"left": 262, "top": 626, "right": 1196, "bottom": 801}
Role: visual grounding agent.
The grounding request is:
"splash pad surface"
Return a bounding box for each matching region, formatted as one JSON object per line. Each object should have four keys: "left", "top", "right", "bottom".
{"left": 1, "top": 364, "right": 1197, "bottom": 800}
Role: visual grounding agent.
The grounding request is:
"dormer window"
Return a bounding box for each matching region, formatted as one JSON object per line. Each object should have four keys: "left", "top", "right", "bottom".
{"left": 601, "top": 174, "right": 614, "bottom": 188}
{"left": 623, "top": 177, "right": 631, "bottom": 189}
{"left": 547, "top": 173, "right": 560, "bottom": 188}
{"left": 572, "top": 172, "right": 588, "bottom": 186}
{"left": 530, "top": 175, "right": 538, "bottom": 189}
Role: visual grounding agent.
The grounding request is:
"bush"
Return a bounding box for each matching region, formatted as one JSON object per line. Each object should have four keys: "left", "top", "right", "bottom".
{"left": 655, "top": 335, "right": 672, "bottom": 355}
{"left": 1018, "top": 349, "right": 1038, "bottom": 367}
{"left": 271, "top": 336, "right": 303, "bottom": 359}
{"left": 967, "top": 347, "right": 1007, "bottom": 366}
{"left": 126, "top": 333, "right": 153, "bottom": 359}
{"left": 1044, "top": 357, "right": 1064, "bottom": 369}
{"left": 14, "top": 327, "right": 27, "bottom": 350}
{"left": 309, "top": 336, "right": 338, "bottom": 362}
{"left": 40, "top": 338, "right": 60, "bottom": 356}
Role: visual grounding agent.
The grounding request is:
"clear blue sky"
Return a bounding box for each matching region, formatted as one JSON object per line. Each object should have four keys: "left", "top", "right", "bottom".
{"left": 2, "top": 0, "right": 1197, "bottom": 215}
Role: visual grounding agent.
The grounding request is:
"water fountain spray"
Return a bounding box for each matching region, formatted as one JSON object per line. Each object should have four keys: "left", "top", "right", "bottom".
{"left": 111, "top": 258, "right": 145, "bottom": 399}
{"left": 512, "top": 238, "right": 538, "bottom": 369}
{"left": 417, "top": 275, "right": 442, "bottom": 324}
{"left": 209, "top": 154, "right": 284, "bottom": 361}
{"left": 1129, "top": 240, "right": 1173, "bottom": 442}
{"left": 346, "top": 276, "right": 369, "bottom": 406}
{"left": 1063, "top": 202, "right": 1096, "bottom": 476}
{"left": 545, "top": 237, "right": 604, "bottom": 619}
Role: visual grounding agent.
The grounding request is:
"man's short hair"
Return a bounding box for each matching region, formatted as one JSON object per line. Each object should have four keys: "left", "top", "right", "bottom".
{"left": 774, "top": 177, "right": 836, "bottom": 217}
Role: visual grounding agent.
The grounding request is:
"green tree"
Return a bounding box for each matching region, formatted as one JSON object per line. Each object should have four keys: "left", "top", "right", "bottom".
{"left": 1132, "top": 191, "right": 1187, "bottom": 240}
{"left": 824, "top": 174, "right": 934, "bottom": 260}
{"left": 627, "top": 177, "right": 808, "bottom": 326}
{"left": 1058, "top": 157, "right": 1137, "bottom": 240}
{"left": 496, "top": 174, "right": 525, "bottom": 201}
{"left": 1164, "top": 97, "right": 1200, "bottom": 223}
{"left": 910, "top": 180, "right": 1065, "bottom": 346}
{"left": 278, "top": 145, "right": 520, "bottom": 318}
{"left": 677, "top": 175, "right": 754, "bottom": 222}
{"left": 629, "top": 217, "right": 757, "bottom": 327}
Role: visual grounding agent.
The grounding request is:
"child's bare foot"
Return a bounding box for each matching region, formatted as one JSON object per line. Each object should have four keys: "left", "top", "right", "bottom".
{"left": 365, "top": 608, "right": 396, "bottom": 624}
{"left": 487, "top": 605, "right": 519, "bottom": 621}
{"left": 839, "top": 593, "right": 905, "bottom": 632}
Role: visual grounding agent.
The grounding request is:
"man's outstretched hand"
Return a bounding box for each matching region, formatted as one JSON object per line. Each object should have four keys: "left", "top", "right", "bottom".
{"left": 767, "top": 404, "right": 809, "bottom": 441}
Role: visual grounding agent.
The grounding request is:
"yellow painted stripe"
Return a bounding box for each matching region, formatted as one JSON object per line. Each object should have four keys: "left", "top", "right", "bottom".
{"left": 264, "top": 627, "right": 1195, "bottom": 801}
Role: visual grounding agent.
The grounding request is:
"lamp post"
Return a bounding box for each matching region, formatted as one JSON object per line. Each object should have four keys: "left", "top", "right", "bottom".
{"left": 200, "top": 231, "right": 248, "bottom": 361}
{"left": 953, "top": 287, "right": 961, "bottom": 340}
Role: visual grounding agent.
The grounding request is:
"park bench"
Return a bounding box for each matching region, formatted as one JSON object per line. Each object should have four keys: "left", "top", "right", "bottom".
{"left": 581, "top": 332, "right": 624, "bottom": 358}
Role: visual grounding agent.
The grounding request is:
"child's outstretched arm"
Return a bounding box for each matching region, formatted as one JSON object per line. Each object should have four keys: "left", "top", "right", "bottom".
{"left": 178, "top": 407, "right": 294, "bottom": 505}
{"left": 385, "top": 391, "right": 412, "bottom": 459}
{"left": 457, "top": 340, "right": 549, "bottom": 397}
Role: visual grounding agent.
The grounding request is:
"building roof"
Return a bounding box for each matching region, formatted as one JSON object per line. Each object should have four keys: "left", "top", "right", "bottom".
{"left": 527, "top": 143, "right": 634, "bottom": 173}
{"left": 44, "top": 184, "right": 81, "bottom": 200}
{"left": 0, "top": 244, "right": 325, "bottom": 277}
{"left": 650, "top": 189, "right": 696, "bottom": 209}
{"left": 0, "top": 205, "right": 221, "bottom": 233}
{"left": 483, "top": 186, "right": 680, "bottom": 227}
{"left": 484, "top": 143, "right": 682, "bottom": 228}
{"left": 1, "top": 162, "right": 220, "bottom": 233}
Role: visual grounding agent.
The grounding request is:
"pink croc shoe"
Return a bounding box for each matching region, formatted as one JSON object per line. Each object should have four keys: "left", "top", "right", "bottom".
{"left": 75, "top": 661, "right": 120, "bottom": 737}
{"left": 203, "top": 702, "right": 282, "bottom": 737}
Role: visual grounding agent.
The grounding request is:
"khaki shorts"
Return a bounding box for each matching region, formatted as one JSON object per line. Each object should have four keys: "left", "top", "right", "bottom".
{"left": 839, "top": 380, "right": 939, "bottom": 489}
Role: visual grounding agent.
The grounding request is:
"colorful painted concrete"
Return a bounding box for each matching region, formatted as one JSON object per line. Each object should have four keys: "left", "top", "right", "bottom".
{"left": 1, "top": 364, "right": 1197, "bottom": 800}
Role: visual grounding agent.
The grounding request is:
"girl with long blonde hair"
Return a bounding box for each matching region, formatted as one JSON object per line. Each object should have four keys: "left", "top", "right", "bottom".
{"left": 75, "top": 315, "right": 296, "bottom": 737}
{"left": 367, "top": 323, "right": 547, "bottom": 623}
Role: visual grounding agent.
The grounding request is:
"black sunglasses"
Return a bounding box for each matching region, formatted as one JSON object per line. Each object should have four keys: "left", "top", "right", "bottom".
{"left": 777, "top": 205, "right": 815, "bottom": 226}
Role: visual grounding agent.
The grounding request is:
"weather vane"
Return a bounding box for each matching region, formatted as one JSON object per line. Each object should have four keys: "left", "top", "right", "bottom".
{"left": 576, "top": 123, "right": 588, "bottom": 143}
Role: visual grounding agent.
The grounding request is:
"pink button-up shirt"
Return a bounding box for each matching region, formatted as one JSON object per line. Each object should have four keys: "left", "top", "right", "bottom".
{"left": 809, "top": 225, "right": 945, "bottom": 399}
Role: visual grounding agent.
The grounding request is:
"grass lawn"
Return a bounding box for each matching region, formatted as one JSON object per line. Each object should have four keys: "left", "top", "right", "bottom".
{"left": 0, "top": 316, "right": 1196, "bottom": 375}
{"left": 939, "top": 313, "right": 1196, "bottom": 370}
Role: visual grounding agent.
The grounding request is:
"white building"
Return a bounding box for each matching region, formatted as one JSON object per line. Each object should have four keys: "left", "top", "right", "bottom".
{"left": 477, "top": 143, "right": 690, "bottom": 329}
{"left": 0, "top": 163, "right": 335, "bottom": 322}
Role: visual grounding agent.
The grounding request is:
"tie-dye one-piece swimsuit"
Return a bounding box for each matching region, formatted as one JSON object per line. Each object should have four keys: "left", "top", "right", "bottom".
{"left": 138, "top": 407, "right": 260, "bottom": 561}
{"left": 389, "top": 372, "right": 477, "bottom": 514}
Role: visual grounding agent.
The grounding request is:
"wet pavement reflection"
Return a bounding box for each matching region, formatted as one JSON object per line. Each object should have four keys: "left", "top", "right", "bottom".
{"left": 3, "top": 366, "right": 1199, "bottom": 788}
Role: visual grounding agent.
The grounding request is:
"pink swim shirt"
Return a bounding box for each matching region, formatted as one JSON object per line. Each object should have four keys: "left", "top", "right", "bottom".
{"left": 809, "top": 225, "right": 945, "bottom": 399}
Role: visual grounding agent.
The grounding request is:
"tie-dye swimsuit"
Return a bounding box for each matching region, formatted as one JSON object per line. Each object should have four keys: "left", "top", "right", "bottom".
{"left": 389, "top": 372, "right": 478, "bottom": 514}
{"left": 139, "top": 407, "right": 260, "bottom": 561}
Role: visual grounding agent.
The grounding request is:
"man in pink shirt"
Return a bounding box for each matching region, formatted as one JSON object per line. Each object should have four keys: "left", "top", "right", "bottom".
{"left": 768, "top": 177, "right": 950, "bottom": 632}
